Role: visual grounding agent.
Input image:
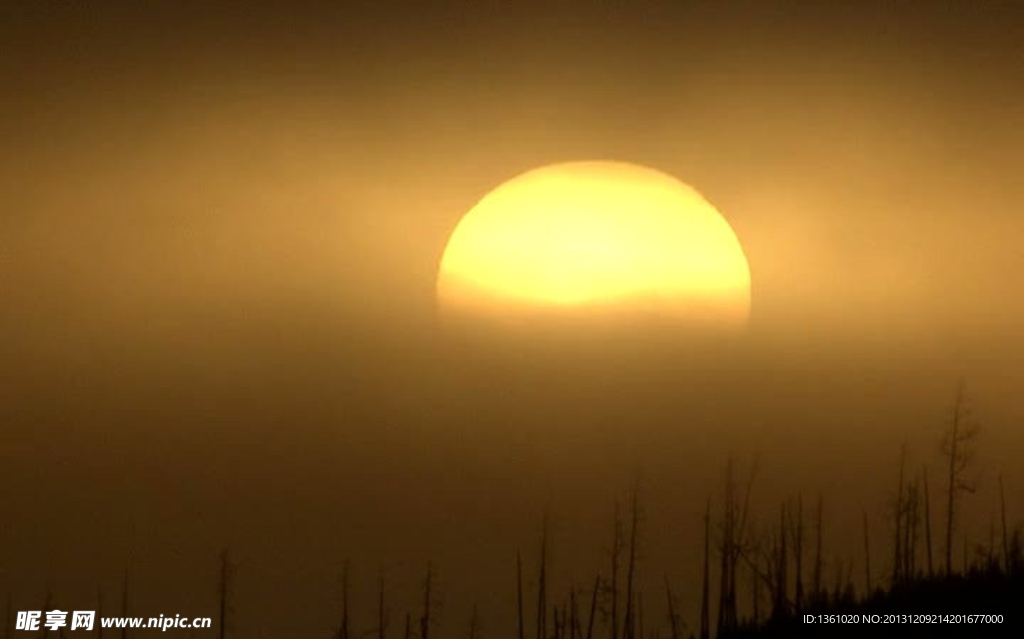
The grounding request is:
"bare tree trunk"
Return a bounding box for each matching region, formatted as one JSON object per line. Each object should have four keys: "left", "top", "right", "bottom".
{"left": 341, "top": 561, "right": 351, "bottom": 639}
{"left": 904, "top": 477, "right": 918, "bottom": 581}
{"left": 945, "top": 386, "right": 961, "bottom": 575}
{"left": 636, "top": 591, "right": 643, "bottom": 639}
{"left": 774, "top": 503, "right": 787, "bottom": 618}
{"left": 989, "top": 515, "right": 997, "bottom": 569}
{"left": 923, "top": 467, "right": 934, "bottom": 577}
{"left": 751, "top": 556, "right": 760, "bottom": 627}
{"left": 378, "top": 570, "right": 387, "bottom": 639}
{"left": 1000, "top": 474, "right": 1010, "bottom": 572}
{"left": 716, "top": 460, "right": 736, "bottom": 636}
{"left": 911, "top": 480, "right": 921, "bottom": 577}
{"left": 862, "top": 510, "right": 871, "bottom": 596}
{"left": 469, "top": 604, "right": 479, "bottom": 639}
{"left": 218, "top": 550, "right": 231, "bottom": 639}
{"left": 793, "top": 495, "right": 804, "bottom": 612}
{"left": 699, "top": 498, "right": 710, "bottom": 639}
{"left": 623, "top": 485, "right": 639, "bottom": 639}
{"left": 570, "top": 584, "right": 579, "bottom": 639}
{"left": 517, "top": 552, "right": 525, "bottom": 639}
{"left": 611, "top": 503, "right": 621, "bottom": 639}
{"left": 420, "top": 562, "right": 433, "bottom": 639}
{"left": 732, "top": 457, "right": 758, "bottom": 623}
{"left": 40, "top": 590, "right": 53, "bottom": 639}
{"left": 893, "top": 443, "right": 906, "bottom": 588}
{"left": 963, "top": 536, "right": 969, "bottom": 573}
{"left": 585, "top": 576, "right": 599, "bottom": 639}
{"left": 664, "top": 577, "right": 679, "bottom": 639}
{"left": 121, "top": 570, "right": 130, "bottom": 639}
{"left": 813, "top": 496, "right": 823, "bottom": 602}
{"left": 942, "top": 383, "right": 979, "bottom": 575}
{"left": 537, "top": 515, "right": 548, "bottom": 639}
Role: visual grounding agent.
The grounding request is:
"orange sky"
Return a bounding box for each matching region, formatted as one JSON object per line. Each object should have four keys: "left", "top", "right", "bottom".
{"left": 2, "top": 2, "right": 1023, "bottom": 638}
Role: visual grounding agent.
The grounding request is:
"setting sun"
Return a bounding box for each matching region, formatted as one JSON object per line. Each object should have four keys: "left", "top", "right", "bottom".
{"left": 437, "top": 161, "right": 752, "bottom": 327}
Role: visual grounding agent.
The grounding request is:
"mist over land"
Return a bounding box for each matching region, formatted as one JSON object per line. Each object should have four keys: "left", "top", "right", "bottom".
{"left": 2, "top": 2, "right": 1024, "bottom": 637}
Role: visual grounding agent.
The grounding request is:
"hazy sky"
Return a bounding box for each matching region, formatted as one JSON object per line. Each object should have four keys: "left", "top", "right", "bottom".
{"left": 2, "top": 2, "right": 1023, "bottom": 638}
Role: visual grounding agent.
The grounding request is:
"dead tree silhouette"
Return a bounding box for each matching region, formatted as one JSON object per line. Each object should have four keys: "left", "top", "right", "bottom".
{"left": 468, "top": 604, "right": 479, "bottom": 639}
{"left": 121, "top": 570, "right": 130, "bottom": 639}
{"left": 699, "top": 498, "right": 710, "bottom": 639}
{"left": 516, "top": 552, "right": 525, "bottom": 639}
{"left": 606, "top": 501, "right": 623, "bottom": 639}
{"left": 96, "top": 587, "right": 104, "bottom": 639}
{"left": 941, "top": 382, "right": 980, "bottom": 575}
{"left": 585, "top": 575, "right": 600, "bottom": 639}
{"left": 377, "top": 570, "right": 388, "bottom": 639}
{"left": 717, "top": 457, "right": 757, "bottom": 635}
{"left": 419, "top": 562, "right": 435, "bottom": 639}
{"left": 892, "top": 441, "right": 907, "bottom": 588}
{"left": 218, "top": 549, "right": 232, "bottom": 639}
{"left": 923, "top": 466, "right": 934, "bottom": 577}
{"left": 622, "top": 485, "right": 639, "bottom": 639}
{"left": 813, "top": 496, "right": 823, "bottom": 602}
{"left": 536, "top": 515, "right": 548, "bottom": 639}
{"left": 664, "top": 576, "right": 681, "bottom": 639}
{"left": 789, "top": 495, "right": 805, "bottom": 613}
{"left": 862, "top": 509, "right": 871, "bottom": 594}
{"left": 1000, "top": 474, "right": 1010, "bottom": 572}
{"left": 339, "top": 561, "right": 352, "bottom": 639}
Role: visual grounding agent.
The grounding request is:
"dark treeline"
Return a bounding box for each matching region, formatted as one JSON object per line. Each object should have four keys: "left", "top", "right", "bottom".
{"left": 305, "top": 384, "right": 1022, "bottom": 639}
{"left": 16, "top": 386, "right": 1021, "bottom": 639}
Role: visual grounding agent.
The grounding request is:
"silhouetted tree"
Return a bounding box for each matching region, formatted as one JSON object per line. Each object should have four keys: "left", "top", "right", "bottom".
{"left": 716, "top": 457, "right": 758, "bottom": 635}
{"left": 999, "top": 474, "right": 1010, "bottom": 572}
{"left": 773, "top": 504, "right": 788, "bottom": 618}
{"left": 635, "top": 590, "right": 643, "bottom": 639}
{"left": 790, "top": 495, "right": 805, "bottom": 612}
{"left": 664, "top": 577, "right": 680, "bottom": 639}
{"left": 699, "top": 498, "right": 710, "bottom": 639}
{"left": 585, "top": 576, "right": 600, "bottom": 639}
{"left": 813, "top": 496, "right": 823, "bottom": 602}
{"left": 419, "top": 562, "right": 434, "bottom": 639}
{"left": 942, "top": 382, "right": 980, "bottom": 575}
{"left": 516, "top": 552, "right": 525, "bottom": 639}
{"left": 622, "top": 484, "right": 640, "bottom": 639}
{"left": 569, "top": 584, "right": 579, "bottom": 639}
{"left": 749, "top": 551, "right": 761, "bottom": 627}
{"left": 339, "top": 560, "right": 352, "bottom": 639}
{"left": 468, "top": 604, "right": 479, "bottom": 639}
{"left": 218, "top": 549, "right": 232, "bottom": 639}
{"left": 609, "top": 502, "right": 622, "bottom": 639}
{"left": 862, "top": 510, "right": 871, "bottom": 595}
{"left": 377, "top": 570, "right": 388, "bottom": 639}
{"left": 903, "top": 474, "right": 921, "bottom": 581}
{"left": 537, "top": 515, "right": 548, "bottom": 639}
{"left": 923, "top": 466, "right": 934, "bottom": 577}
{"left": 121, "top": 569, "right": 130, "bottom": 639}
{"left": 892, "top": 442, "right": 907, "bottom": 588}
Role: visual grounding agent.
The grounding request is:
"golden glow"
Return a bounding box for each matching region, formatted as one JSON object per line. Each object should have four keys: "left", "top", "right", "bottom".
{"left": 437, "top": 161, "right": 751, "bottom": 327}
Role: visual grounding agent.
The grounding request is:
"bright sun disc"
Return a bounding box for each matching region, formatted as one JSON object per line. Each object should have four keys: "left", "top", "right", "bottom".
{"left": 437, "top": 161, "right": 751, "bottom": 329}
